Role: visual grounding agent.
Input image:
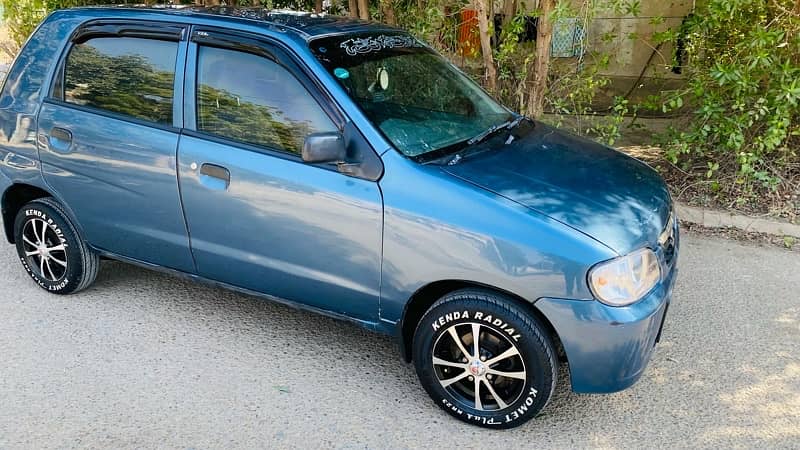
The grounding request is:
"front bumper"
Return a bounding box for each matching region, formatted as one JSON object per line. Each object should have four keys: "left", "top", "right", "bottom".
{"left": 536, "top": 231, "right": 679, "bottom": 394}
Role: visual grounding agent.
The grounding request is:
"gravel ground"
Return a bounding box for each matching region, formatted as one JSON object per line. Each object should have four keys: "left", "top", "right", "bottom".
{"left": 1, "top": 230, "right": 798, "bottom": 449}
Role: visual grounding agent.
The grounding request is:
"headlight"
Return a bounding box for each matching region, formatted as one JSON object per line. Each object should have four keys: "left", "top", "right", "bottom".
{"left": 588, "top": 248, "right": 661, "bottom": 306}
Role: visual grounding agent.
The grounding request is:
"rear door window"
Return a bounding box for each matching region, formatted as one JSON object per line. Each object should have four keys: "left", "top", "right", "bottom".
{"left": 63, "top": 37, "right": 178, "bottom": 124}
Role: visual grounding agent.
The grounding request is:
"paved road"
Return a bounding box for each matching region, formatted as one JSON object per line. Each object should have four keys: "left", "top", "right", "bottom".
{"left": 1, "top": 231, "right": 798, "bottom": 449}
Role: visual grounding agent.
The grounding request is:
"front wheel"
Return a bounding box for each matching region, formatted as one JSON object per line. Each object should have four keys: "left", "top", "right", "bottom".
{"left": 413, "top": 289, "right": 557, "bottom": 429}
{"left": 13, "top": 198, "right": 99, "bottom": 294}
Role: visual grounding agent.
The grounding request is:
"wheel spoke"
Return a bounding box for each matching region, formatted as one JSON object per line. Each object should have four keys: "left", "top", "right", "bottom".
{"left": 39, "top": 254, "right": 46, "bottom": 277}
{"left": 483, "top": 379, "right": 509, "bottom": 409}
{"left": 486, "top": 368, "right": 526, "bottom": 380}
{"left": 44, "top": 258, "right": 55, "bottom": 280}
{"left": 47, "top": 243, "right": 65, "bottom": 252}
{"left": 22, "top": 236, "right": 37, "bottom": 247}
{"left": 25, "top": 250, "right": 40, "bottom": 257}
{"left": 485, "top": 345, "right": 520, "bottom": 367}
{"left": 471, "top": 323, "right": 481, "bottom": 359}
{"left": 49, "top": 255, "right": 67, "bottom": 267}
{"left": 37, "top": 220, "right": 47, "bottom": 245}
{"left": 440, "top": 370, "right": 469, "bottom": 388}
{"left": 432, "top": 356, "right": 468, "bottom": 369}
{"left": 474, "top": 377, "right": 482, "bottom": 410}
{"left": 447, "top": 327, "right": 471, "bottom": 360}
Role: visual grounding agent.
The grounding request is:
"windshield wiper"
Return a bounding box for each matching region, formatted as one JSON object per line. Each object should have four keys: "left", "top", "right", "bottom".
{"left": 443, "top": 116, "right": 525, "bottom": 166}
{"left": 466, "top": 115, "right": 524, "bottom": 146}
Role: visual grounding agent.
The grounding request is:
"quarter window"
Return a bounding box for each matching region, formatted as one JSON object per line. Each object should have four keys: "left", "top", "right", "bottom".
{"left": 64, "top": 37, "right": 177, "bottom": 124}
{"left": 196, "top": 46, "right": 336, "bottom": 155}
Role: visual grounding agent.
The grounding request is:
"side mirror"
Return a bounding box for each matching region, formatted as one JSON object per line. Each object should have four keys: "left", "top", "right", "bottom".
{"left": 302, "top": 132, "right": 346, "bottom": 164}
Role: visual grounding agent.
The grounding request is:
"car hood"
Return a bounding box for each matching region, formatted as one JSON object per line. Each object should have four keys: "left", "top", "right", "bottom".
{"left": 442, "top": 122, "right": 672, "bottom": 255}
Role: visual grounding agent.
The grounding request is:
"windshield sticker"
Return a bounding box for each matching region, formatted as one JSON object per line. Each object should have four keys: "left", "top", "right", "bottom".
{"left": 339, "top": 35, "right": 422, "bottom": 56}
{"left": 334, "top": 67, "right": 350, "bottom": 79}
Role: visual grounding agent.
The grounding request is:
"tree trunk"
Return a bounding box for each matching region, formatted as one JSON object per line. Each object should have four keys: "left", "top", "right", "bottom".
{"left": 315, "top": 0, "right": 323, "bottom": 13}
{"left": 475, "top": 0, "right": 497, "bottom": 92}
{"left": 528, "top": 0, "right": 555, "bottom": 117}
{"left": 358, "top": 0, "right": 370, "bottom": 20}
{"left": 382, "top": 0, "right": 397, "bottom": 25}
{"left": 348, "top": 0, "right": 359, "bottom": 18}
{"left": 501, "top": 0, "right": 516, "bottom": 27}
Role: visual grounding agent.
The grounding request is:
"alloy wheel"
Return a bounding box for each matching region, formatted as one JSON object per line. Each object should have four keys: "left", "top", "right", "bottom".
{"left": 21, "top": 218, "right": 68, "bottom": 282}
{"left": 432, "top": 322, "right": 527, "bottom": 411}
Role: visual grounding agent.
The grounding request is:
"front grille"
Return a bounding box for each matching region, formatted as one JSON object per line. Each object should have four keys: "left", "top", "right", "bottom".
{"left": 659, "top": 210, "right": 677, "bottom": 267}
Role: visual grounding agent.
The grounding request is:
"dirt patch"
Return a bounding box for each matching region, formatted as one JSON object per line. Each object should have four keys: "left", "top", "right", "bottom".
{"left": 618, "top": 142, "right": 800, "bottom": 224}
{"left": 681, "top": 222, "right": 800, "bottom": 253}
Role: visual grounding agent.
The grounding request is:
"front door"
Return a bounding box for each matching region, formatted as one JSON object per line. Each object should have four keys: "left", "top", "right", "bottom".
{"left": 176, "top": 31, "right": 383, "bottom": 322}
{"left": 37, "top": 24, "right": 194, "bottom": 271}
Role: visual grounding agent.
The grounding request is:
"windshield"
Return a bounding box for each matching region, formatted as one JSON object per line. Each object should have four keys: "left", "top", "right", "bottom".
{"left": 310, "top": 33, "right": 512, "bottom": 159}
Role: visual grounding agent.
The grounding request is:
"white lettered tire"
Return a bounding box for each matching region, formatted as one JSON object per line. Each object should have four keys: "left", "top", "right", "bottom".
{"left": 13, "top": 198, "right": 99, "bottom": 294}
{"left": 413, "top": 289, "right": 557, "bottom": 428}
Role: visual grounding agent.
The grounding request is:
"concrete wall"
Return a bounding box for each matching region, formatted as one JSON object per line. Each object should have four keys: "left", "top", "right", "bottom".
{"left": 587, "top": 0, "right": 694, "bottom": 79}
{"left": 508, "top": 0, "right": 695, "bottom": 79}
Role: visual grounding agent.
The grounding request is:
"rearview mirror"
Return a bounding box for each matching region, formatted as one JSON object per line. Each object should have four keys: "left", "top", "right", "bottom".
{"left": 302, "top": 132, "right": 346, "bottom": 164}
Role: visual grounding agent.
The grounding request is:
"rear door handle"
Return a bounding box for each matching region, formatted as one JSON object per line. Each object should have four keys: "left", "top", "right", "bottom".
{"left": 199, "top": 163, "right": 230, "bottom": 190}
{"left": 48, "top": 127, "right": 73, "bottom": 153}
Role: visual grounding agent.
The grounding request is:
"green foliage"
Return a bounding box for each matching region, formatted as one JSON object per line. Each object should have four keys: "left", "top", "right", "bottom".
{"left": 2, "top": 0, "right": 122, "bottom": 47}
{"left": 662, "top": 0, "right": 800, "bottom": 193}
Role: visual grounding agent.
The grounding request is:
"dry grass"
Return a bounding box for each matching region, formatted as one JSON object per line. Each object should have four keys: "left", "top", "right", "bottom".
{"left": 617, "top": 130, "right": 800, "bottom": 224}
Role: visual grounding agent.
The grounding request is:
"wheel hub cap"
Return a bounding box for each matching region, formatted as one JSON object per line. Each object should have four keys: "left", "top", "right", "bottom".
{"left": 469, "top": 360, "right": 487, "bottom": 377}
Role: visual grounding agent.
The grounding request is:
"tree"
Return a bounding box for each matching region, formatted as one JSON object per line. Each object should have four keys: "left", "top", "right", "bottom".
{"left": 501, "top": 0, "right": 516, "bottom": 28}
{"left": 381, "top": 0, "right": 396, "bottom": 25}
{"left": 475, "top": 0, "right": 496, "bottom": 92}
{"left": 528, "top": 0, "right": 555, "bottom": 117}
{"left": 357, "top": 0, "right": 370, "bottom": 20}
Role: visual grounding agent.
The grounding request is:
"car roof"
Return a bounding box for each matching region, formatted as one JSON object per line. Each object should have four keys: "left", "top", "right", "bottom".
{"left": 72, "top": 5, "right": 404, "bottom": 41}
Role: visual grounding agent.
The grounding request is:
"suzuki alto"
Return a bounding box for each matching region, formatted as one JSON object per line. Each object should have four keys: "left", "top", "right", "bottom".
{"left": 0, "top": 7, "right": 678, "bottom": 428}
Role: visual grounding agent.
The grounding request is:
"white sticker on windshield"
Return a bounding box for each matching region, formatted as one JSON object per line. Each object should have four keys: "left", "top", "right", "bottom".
{"left": 339, "top": 35, "right": 423, "bottom": 56}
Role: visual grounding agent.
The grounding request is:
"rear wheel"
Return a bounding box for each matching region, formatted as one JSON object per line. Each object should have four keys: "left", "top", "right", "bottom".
{"left": 413, "top": 289, "right": 557, "bottom": 429}
{"left": 13, "top": 198, "right": 99, "bottom": 294}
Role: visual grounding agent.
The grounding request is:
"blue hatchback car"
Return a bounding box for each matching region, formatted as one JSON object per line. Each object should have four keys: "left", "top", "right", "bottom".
{"left": 0, "top": 7, "right": 678, "bottom": 428}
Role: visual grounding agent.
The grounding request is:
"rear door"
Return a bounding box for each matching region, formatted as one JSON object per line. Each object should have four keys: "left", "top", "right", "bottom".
{"left": 176, "top": 29, "right": 383, "bottom": 322}
{"left": 37, "top": 21, "right": 195, "bottom": 271}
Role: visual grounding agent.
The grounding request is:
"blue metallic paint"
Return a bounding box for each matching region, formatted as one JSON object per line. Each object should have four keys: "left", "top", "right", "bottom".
{"left": 176, "top": 134, "right": 383, "bottom": 323}
{"left": 443, "top": 122, "right": 672, "bottom": 255}
{"left": 0, "top": 7, "right": 679, "bottom": 395}
{"left": 37, "top": 103, "right": 196, "bottom": 272}
{"left": 377, "top": 148, "right": 615, "bottom": 324}
{"left": 535, "top": 244, "right": 678, "bottom": 393}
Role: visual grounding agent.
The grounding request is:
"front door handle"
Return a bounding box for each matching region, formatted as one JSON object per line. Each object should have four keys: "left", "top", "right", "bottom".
{"left": 199, "top": 163, "right": 230, "bottom": 189}
{"left": 48, "top": 127, "right": 73, "bottom": 153}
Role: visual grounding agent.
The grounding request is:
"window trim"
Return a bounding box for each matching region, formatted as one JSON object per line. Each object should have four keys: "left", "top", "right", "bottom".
{"left": 71, "top": 19, "right": 187, "bottom": 44}
{"left": 48, "top": 19, "right": 188, "bottom": 129}
{"left": 187, "top": 27, "right": 343, "bottom": 159}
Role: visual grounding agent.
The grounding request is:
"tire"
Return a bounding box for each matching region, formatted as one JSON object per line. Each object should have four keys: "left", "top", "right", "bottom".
{"left": 413, "top": 289, "right": 557, "bottom": 429}
{"left": 13, "top": 197, "right": 99, "bottom": 294}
